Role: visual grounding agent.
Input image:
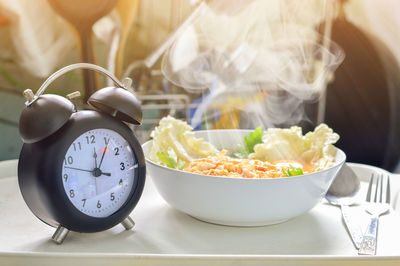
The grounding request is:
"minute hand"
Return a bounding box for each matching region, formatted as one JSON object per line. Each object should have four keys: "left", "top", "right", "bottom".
{"left": 98, "top": 138, "right": 110, "bottom": 169}
{"left": 64, "top": 166, "right": 92, "bottom": 173}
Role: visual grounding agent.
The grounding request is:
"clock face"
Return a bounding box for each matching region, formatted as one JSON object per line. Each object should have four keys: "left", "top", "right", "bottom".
{"left": 61, "top": 128, "right": 136, "bottom": 218}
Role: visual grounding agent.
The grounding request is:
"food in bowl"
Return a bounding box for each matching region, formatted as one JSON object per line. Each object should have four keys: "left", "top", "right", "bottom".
{"left": 148, "top": 116, "right": 339, "bottom": 178}
{"left": 142, "top": 127, "right": 345, "bottom": 226}
{"left": 185, "top": 151, "right": 316, "bottom": 178}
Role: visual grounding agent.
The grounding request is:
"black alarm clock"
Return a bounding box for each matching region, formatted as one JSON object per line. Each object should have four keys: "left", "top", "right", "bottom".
{"left": 18, "top": 63, "right": 146, "bottom": 244}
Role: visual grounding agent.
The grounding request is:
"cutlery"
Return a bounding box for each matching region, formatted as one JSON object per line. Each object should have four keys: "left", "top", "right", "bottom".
{"left": 358, "top": 173, "right": 391, "bottom": 255}
{"left": 325, "top": 163, "right": 363, "bottom": 249}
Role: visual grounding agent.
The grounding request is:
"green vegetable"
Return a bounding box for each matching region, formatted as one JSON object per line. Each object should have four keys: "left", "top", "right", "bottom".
{"left": 244, "top": 126, "right": 263, "bottom": 154}
{"left": 157, "top": 151, "right": 176, "bottom": 169}
{"left": 282, "top": 165, "right": 304, "bottom": 177}
{"left": 157, "top": 148, "right": 186, "bottom": 170}
{"left": 233, "top": 126, "right": 264, "bottom": 158}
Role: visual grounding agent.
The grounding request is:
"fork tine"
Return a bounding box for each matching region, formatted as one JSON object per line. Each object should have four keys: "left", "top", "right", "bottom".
{"left": 379, "top": 174, "right": 383, "bottom": 203}
{"left": 386, "top": 175, "right": 391, "bottom": 204}
{"left": 366, "top": 173, "right": 374, "bottom": 202}
{"left": 374, "top": 174, "right": 379, "bottom": 202}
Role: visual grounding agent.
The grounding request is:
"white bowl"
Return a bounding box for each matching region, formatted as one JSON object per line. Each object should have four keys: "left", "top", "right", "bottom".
{"left": 142, "top": 130, "right": 346, "bottom": 226}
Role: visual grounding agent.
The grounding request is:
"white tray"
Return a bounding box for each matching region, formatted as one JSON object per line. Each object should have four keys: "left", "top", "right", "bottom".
{"left": 1, "top": 160, "right": 400, "bottom": 266}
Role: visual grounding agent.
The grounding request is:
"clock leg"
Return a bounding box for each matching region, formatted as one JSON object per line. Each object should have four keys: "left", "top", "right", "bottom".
{"left": 121, "top": 216, "right": 135, "bottom": 230}
{"left": 52, "top": 225, "right": 70, "bottom": 244}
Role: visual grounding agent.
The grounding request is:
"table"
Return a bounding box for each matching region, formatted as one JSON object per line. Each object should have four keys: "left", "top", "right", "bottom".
{"left": 1, "top": 160, "right": 400, "bottom": 266}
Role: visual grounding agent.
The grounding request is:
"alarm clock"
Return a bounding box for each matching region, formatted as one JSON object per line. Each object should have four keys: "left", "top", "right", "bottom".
{"left": 17, "top": 63, "right": 146, "bottom": 244}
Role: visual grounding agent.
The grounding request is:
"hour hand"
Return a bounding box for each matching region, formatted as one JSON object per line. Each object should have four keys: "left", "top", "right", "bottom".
{"left": 93, "top": 147, "right": 98, "bottom": 168}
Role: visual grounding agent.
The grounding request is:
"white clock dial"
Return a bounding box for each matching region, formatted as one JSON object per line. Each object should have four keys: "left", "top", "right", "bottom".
{"left": 62, "top": 128, "right": 136, "bottom": 218}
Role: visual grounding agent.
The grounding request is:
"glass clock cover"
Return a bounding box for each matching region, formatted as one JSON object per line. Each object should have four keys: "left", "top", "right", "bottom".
{"left": 61, "top": 128, "right": 137, "bottom": 218}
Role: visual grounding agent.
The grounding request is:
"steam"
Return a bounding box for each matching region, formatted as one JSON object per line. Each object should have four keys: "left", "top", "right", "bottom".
{"left": 161, "top": 0, "right": 344, "bottom": 130}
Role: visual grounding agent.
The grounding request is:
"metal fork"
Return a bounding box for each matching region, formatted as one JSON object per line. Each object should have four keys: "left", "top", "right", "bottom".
{"left": 358, "top": 173, "right": 391, "bottom": 255}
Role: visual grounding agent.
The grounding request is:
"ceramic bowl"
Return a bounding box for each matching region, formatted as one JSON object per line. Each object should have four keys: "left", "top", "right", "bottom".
{"left": 142, "top": 130, "right": 346, "bottom": 226}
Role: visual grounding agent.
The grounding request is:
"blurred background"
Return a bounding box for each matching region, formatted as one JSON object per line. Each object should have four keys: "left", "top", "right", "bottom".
{"left": 1, "top": 0, "right": 400, "bottom": 172}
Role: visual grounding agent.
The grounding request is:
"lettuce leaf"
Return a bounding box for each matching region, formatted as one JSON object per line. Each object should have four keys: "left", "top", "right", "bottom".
{"left": 234, "top": 126, "right": 264, "bottom": 158}
{"left": 282, "top": 165, "right": 304, "bottom": 177}
{"left": 149, "top": 116, "right": 219, "bottom": 164}
{"left": 244, "top": 126, "right": 263, "bottom": 153}
{"left": 157, "top": 147, "right": 186, "bottom": 170}
{"left": 250, "top": 124, "right": 339, "bottom": 169}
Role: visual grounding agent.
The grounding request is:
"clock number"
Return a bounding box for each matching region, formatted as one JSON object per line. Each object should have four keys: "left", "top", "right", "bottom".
{"left": 73, "top": 142, "right": 81, "bottom": 151}
{"left": 86, "top": 135, "right": 95, "bottom": 144}
{"left": 97, "top": 200, "right": 102, "bottom": 209}
{"left": 120, "top": 162, "right": 125, "bottom": 170}
{"left": 64, "top": 156, "right": 73, "bottom": 165}
{"left": 110, "top": 192, "right": 115, "bottom": 201}
{"left": 114, "top": 147, "right": 120, "bottom": 156}
{"left": 81, "top": 199, "right": 86, "bottom": 207}
{"left": 63, "top": 174, "right": 68, "bottom": 182}
{"left": 104, "top": 137, "right": 110, "bottom": 145}
{"left": 69, "top": 189, "right": 75, "bottom": 198}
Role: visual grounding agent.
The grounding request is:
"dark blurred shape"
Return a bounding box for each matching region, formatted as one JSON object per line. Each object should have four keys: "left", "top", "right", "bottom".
{"left": 323, "top": 17, "right": 400, "bottom": 171}
{"left": 48, "top": 0, "right": 117, "bottom": 101}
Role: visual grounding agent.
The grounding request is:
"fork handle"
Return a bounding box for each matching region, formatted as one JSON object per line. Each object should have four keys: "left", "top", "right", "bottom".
{"left": 358, "top": 217, "right": 379, "bottom": 255}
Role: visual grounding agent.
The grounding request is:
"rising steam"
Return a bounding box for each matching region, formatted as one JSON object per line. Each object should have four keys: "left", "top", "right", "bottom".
{"left": 161, "top": 0, "right": 344, "bottom": 131}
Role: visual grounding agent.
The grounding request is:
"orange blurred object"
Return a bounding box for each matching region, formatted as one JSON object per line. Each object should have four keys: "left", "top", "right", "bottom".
{"left": 114, "top": 0, "right": 139, "bottom": 78}
{"left": 0, "top": 14, "right": 9, "bottom": 26}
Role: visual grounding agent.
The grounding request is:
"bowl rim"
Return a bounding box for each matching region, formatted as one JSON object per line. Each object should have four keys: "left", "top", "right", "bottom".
{"left": 142, "top": 129, "right": 346, "bottom": 181}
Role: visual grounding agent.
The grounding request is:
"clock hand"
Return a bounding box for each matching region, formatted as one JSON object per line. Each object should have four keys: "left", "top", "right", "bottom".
{"left": 64, "top": 166, "right": 93, "bottom": 173}
{"left": 93, "top": 147, "right": 98, "bottom": 168}
{"left": 65, "top": 166, "right": 110, "bottom": 176}
{"left": 98, "top": 138, "right": 110, "bottom": 169}
{"left": 91, "top": 150, "right": 100, "bottom": 195}
{"left": 94, "top": 174, "right": 98, "bottom": 195}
